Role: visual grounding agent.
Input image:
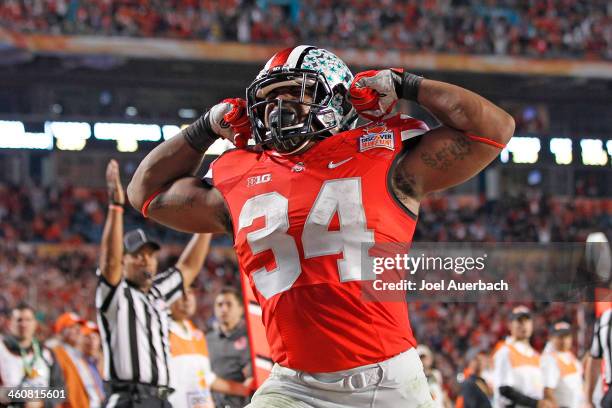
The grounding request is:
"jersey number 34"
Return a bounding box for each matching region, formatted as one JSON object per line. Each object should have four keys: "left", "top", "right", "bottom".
{"left": 238, "top": 178, "right": 376, "bottom": 299}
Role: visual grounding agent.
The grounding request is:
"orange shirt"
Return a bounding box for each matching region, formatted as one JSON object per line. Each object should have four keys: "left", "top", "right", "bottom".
{"left": 168, "top": 320, "right": 216, "bottom": 408}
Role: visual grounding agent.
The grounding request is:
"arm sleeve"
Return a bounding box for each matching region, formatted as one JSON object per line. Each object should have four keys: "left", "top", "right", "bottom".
{"left": 499, "top": 386, "right": 539, "bottom": 407}
{"left": 151, "top": 267, "right": 185, "bottom": 305}
{"left": 540, "top": 354, "right": 560, "bottom": 389}
{"left": 591, "top": 318, "right": 603, "bottom": 358}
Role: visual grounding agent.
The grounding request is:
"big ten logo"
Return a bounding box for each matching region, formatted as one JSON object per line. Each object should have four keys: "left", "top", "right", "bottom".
{"left": 247, "top": 173, "right": 272, "bottom": 187}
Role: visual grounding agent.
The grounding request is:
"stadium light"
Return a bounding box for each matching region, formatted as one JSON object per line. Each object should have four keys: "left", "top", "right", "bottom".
{"left": 125, "top": 106, "right": 138, "bottom": 117}
{"left": 94, "top": 123, "right": 161, "bottom": 141}
{"left": 45, "top": 121, "right": 91, "bottom": 151}
{"left": 0, "top": 121, "right": 53, "bottom": 150}
{"left": 500, "top": 137, "right": 540, "bottom": 164}
{"left": 178, "top": 109, "right": 198, "bottom": 119}
{"left": 549, "top": 138, "right": 572, "bottom": 165}
{"left": 94, "top": 123, "right": 161, "bottom": 152}
{"left": 116, "top": 137, "right": 139, "bottom": 153}
{"left": 580, "top": 139, "right": 608, "bottom": 166}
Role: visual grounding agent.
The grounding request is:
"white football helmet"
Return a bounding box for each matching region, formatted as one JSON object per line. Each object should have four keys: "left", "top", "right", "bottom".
{"left": 246, "top": 45, "right": 357, "bottom": 154}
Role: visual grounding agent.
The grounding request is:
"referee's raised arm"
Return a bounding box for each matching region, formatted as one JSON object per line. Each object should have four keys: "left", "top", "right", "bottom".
{"left": 175, "top": 233, "right": 212, "bottom": 288}
{"left": 99, "top": 159, "right": 125, "bottom": 286}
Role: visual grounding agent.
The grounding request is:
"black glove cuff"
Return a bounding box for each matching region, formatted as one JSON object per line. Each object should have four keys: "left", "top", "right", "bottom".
{"left": 399, "top": 71, "right": 423, "bottom": 102}
{"left": 183, "top": 111, "right": 219, "bottom": 153}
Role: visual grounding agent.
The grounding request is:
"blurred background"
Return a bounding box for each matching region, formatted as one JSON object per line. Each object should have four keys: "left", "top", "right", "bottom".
{"left": 0, "top": 0, "right": 611, "bottom": 402}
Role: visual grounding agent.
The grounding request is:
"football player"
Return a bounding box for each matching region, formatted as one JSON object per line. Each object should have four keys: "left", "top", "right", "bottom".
{"left": 127, "top": 45, "right": 514, "bottom": 407}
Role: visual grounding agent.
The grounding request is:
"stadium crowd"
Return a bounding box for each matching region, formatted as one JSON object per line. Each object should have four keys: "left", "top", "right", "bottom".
{"left": 0, "top": 183, "right": 194, "bottom": 245}
{"left": 0, "top": 240, "right": 241, "bottom": 338}
{"left": 1, "top": 181, "right": 609, "bottom": 245}
{"left": 0, "top": 0, "right": 610, "bottom": 60}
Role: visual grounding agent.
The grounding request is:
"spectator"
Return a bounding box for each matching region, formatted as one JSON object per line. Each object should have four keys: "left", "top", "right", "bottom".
{"left": 458, "top": 350, "right": 493, "bottom": 408}
{"left": 206, "top": 287, "right": 252, "bottom": 408}
{"left": 168, "top": 286, "right": 250, "bottom": 408}
{"left": 492, "top": 306, "right": 552, "bottom": 408}
{"left": 541, "top": 321, "right": 585, "bottom": 408}
{"left": 0, "top": 303, "right": 65, "bottom": 408}
{"left": 50, "top": 312, "right": 94, "bottom": 408}
{"left": 77, "top": 321, "right": 105, "bottom": 408}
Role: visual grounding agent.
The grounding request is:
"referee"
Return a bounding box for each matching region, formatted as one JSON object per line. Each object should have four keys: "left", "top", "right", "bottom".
{"left": 587, "top": 307, "right": 612, "bottom": 408}
{"left": 96, "top": 159, "right": 211, "bottom": 407}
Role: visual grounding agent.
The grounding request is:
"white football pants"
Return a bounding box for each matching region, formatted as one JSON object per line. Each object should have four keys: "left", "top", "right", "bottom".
{"left": 246, "top": 348, "right": 435, "bottom": 408}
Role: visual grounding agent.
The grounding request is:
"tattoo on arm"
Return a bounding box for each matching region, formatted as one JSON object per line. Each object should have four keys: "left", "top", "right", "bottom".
{"left": 393, "top": 169, "right": 419, "bottom": 199}
{"left": 420, "top": 133, "right": 471, "bottom": 171}
{"left": 150, "top": 194, "right": 196, "bottom": 212}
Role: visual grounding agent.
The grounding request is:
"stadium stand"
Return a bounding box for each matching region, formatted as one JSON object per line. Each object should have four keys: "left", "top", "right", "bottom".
{"left": 1, "top": 181, "right": 609, "bottom": 244}
{"left": 0, "top": 0, "right": 610, "bottom": 60}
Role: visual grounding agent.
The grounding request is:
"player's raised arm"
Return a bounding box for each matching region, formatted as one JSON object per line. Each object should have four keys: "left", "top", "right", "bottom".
{"left": 99, "top": 159, "right": 125, "bottom": 286}
{"left": 349, "top": 69, "right": 515, "bottom": 199}
{"left": 126, "top": 99, "right": 251, "bottom": 234}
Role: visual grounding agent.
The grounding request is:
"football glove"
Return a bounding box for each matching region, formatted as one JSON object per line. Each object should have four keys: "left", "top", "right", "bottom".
{"left": 349, "top": 68, "right": 422, "bottom": 121}
{"left": 209, "top": 98, "right": 252, "bottom": 148}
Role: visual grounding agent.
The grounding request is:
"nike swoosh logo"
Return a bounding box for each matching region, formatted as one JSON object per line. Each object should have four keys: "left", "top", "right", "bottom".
{"left": 328, "top": 157, "right": 353, "bottom": 169}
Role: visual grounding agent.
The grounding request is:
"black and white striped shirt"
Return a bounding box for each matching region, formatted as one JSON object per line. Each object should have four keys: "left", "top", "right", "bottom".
{"left": 591, "top": 308, "right": 612, "bottom": 384}
{"left": 95, "top": 267, "right": 184, "bottom": 387}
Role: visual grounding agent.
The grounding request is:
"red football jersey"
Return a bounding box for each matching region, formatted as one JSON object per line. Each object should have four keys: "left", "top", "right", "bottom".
{"left": 210, "top": 114, "right": 429, "bottom": 372}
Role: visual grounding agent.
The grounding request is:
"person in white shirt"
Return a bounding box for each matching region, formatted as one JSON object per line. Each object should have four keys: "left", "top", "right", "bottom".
{"left": 541, "top": 321, "right": 584, "bottom": 408}
{"left": 168, "top": 286, "right": 250, "bottom": 408}
{"left": 492, "top": 306, "right": 555, "bottom": 408}
{"left": 0, "top": 303, "right": 65, "bottom": 408}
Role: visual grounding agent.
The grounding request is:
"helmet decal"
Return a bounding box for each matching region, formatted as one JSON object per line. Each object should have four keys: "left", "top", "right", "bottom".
{"left": 301, "top": 49, "right": 353, "bottom": 88}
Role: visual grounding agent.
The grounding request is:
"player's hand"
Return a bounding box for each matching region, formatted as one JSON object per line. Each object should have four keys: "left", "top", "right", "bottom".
{"left": 105, "top": 159, "right": 125, "bottom": 205}
{"left": 209, "top": 98, "right": 252, "bottom": 149}
{"left": 348, "top": 68, "right": 403, "bottom": 121}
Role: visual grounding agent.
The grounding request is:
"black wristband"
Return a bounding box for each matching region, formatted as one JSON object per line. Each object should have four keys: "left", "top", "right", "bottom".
{"left": 399, "top": 71, "right": 423, "bottom": 102}
{"left": 183, "top": 111, "right": 219, "bottom": 153}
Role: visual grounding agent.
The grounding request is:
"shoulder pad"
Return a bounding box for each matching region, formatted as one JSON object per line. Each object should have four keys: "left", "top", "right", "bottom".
{"left": 209, "top": 148, "right": 261, "bottom": 189}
